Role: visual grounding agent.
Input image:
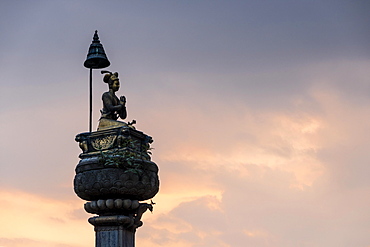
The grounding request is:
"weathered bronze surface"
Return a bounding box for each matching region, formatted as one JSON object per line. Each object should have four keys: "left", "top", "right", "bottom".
{"left": 98, "top": 71, "right": 128, "bottom": 131}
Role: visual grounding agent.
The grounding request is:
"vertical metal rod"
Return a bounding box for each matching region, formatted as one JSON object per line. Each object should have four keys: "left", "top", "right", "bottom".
{"left": 89, "top": 68, "right": 93, "bottom": 132}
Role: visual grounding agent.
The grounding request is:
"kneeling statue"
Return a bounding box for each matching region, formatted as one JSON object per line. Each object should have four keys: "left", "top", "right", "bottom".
{"left": 97, "top": 71, "right": 128, "bottom": 130}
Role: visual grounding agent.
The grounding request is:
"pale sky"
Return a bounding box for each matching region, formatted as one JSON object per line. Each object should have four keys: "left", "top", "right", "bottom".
{"left": 1, "top": 1, "right": 370, "bottom": 246}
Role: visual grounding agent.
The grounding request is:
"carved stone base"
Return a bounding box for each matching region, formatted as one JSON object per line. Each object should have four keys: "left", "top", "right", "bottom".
{"left": 74, "top": 160, "right": 159, "bottom": 201}
{"left": 74, "top": 127, "right": 158, "bottom": 247}
{"left": 74, "top": 127, "right": 159, "bottom": 202}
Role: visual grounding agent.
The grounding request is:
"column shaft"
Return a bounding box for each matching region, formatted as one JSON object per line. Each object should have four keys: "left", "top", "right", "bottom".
{"left": 95, "top": 225, "right": 135, "bottom": 247}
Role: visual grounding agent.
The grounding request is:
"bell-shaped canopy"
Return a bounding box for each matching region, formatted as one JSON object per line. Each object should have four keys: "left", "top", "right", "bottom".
{"left": 84, "top": 30, "right": 110, "bottom": 69}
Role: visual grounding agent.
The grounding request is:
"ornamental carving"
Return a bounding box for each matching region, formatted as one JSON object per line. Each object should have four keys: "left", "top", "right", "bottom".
{"left": 91, "top": 135, "right": 117, "bottom": 150}
{"left": 74, "top": 163, "right": 159, "bottom": 201}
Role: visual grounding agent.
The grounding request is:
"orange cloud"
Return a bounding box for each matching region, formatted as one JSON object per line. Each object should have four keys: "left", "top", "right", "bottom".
{"left": 155, "top": 105, "right": 325, "bottom": 189}
{"left": 0, "top": 189, "right": 93, "bottom": 247}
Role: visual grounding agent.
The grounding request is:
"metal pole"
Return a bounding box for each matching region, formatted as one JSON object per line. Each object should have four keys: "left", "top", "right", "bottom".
{"left": 89, "top": 68, "right": 93, "bottom": 132}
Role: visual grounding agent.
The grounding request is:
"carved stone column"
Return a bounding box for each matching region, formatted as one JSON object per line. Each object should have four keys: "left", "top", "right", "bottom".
{"left": 74, "top": 126, "right": 159, "bottom": 247}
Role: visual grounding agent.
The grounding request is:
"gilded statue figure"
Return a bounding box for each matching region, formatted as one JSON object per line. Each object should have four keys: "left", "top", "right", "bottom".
{"left": 97, "top": 71, "right": 128, "bottom": 130}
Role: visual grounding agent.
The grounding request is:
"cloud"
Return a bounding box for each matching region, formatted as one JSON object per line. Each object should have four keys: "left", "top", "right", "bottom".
{"left": 139, "top": 158, "right": 370, "bottom": 246}
{"left": 0, "top": 96, "right": 86, "bottom": 199}
{"left": 136, "top": 66, "right": 370, "bottom": 246}
{"left": 0, "top": 189, "right": 93, "bottom": 247}
{"left": 0, "top": 238, "right": 83, "bottom": 247}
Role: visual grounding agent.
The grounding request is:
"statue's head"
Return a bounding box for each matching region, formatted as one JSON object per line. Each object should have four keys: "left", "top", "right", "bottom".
{"left": 102, "top": 71, "right": 120, "bottom": 92}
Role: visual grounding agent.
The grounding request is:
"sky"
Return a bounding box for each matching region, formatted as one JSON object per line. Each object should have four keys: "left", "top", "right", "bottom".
{"left": 0, "top": 0, "right": 370, "bottom": 246}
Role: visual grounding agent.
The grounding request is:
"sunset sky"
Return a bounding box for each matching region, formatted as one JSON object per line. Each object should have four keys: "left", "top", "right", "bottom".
{"left": 1, "top": 1, "right": 370, "bottom": 246}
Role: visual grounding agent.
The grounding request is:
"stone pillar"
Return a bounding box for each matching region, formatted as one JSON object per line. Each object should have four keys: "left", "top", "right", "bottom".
{"left": 89, "top": 216, "right": 135, "bottom": 247}
{"left": 74, "top": 126, "right": 159, "bottom": 247}
{"left": 83, "top": 199, "right": 153, "bottom": 247}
